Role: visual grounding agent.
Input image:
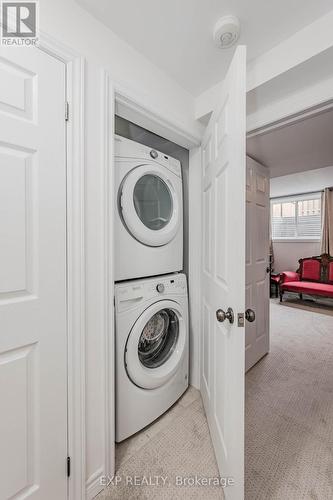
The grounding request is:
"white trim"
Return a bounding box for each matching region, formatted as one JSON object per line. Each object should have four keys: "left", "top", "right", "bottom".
{"left": 86, "top": 70, "right": 115, "bottom": 500}
{"left": 188, "top": 147, "right": 202, "bottom": 389}
{"left": 38, "top": 32, "right": 86, "bottom": 500}
{"left": 115, "top": 89, "right": 201, "bottom": 150}
{"left": 247, "top": 99, "right": 333, "bottom": 138}
{"left": 86, "top": 467, "right": 105, "bottom": 499}
{"left": 101, "top": 69, "right": 115, "bottom": 491}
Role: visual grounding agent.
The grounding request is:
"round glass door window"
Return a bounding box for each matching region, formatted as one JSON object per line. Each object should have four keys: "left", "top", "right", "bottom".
{"left": 133, "top": 174, "right": 173, "bottom": 231}
{"left": 138, "top": 309, "right": 179, "bottom": 368}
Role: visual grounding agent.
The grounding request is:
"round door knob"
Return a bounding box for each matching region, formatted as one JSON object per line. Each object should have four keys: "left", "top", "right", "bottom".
{"left": 216, "top": 307, "right": 234, "bottom": 324}
{"left": 245, "top": 309, "right": 255, "bottom": 322}
{"left": 156, "top": 283, "right": 165, "bottom": 293}
{"left": 150, "top": 150, "right": 158, "bottom": 159}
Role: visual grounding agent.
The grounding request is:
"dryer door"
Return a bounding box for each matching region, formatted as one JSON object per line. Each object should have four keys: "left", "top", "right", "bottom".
{"left": 125, "top": 300, "right": 187, "bottom": 389}
{"left": 120, "top": 164, "right": 180, "bottom": 246}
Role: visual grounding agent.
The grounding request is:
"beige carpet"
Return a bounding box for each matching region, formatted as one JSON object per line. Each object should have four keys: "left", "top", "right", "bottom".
{"left": 245, "top": 300, "right": 333, "bottom": 500}
{"left": 96, "top": 386, "right": 224, "bottom": 499}
{"left": 277, "top": 293, "right": 333, "bottom": 316}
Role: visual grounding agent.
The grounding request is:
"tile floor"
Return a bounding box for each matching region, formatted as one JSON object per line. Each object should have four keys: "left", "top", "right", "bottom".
{"left": 96, "top": 386, "right": 224, "bottom": 499}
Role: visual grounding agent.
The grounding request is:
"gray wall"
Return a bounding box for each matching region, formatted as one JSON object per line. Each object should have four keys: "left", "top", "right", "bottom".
{"left": 272, "top": 241, "right": 320, "bottom": 272}
{"left": 115, "top": 115, "right": 189, "bottom": 275}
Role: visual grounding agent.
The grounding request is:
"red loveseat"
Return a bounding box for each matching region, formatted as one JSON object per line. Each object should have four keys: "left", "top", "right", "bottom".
{"left": 279, "top": 254, "right": 333, "bottom": 302}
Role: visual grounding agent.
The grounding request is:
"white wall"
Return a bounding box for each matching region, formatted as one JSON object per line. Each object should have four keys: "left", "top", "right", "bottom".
{"left": 38, "top": 1, "right": 202, "bottom": 497}
{"left": 270, "top": 165, "right": 333, "bottom": 197}
{"left": 40, "top": 1, "right": 201, "bottom": 139}
{"left": 196, "top": 10, "right": 333, "bottom": 124}
{"left": 246, "top": 10, "right": 333, "bottom": 92}
{"left": 270, "top": 166, "right": 333, "bottom": 272}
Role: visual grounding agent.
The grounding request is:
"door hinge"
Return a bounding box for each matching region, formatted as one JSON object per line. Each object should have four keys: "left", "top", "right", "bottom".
{"left": 67, "top": 456, "right": 71, "bottom": 477}
{"left": 65, "top": 101, "right": 69, "bottom": 121}
{"left": 237, "top": 313, "right": 245, "bottom": 328}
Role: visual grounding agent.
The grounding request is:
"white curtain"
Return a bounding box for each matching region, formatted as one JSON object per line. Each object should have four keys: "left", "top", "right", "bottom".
{"left": 320, "top": 188, "right": 333, "bottom": 255}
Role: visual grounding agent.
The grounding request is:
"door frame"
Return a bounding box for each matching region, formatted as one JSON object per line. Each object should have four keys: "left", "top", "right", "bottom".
{"left": 245, "top": 98, "right": 333, "bottom": 374}
{"left": 38, "top": 33, "right": 86, "bottom": 500}
{"left": 97, "top": 75, "right": 203, "bottom": 491}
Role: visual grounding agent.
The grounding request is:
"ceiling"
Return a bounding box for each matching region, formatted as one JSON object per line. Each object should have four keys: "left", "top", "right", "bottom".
{"left": 246, "top": 108, "right": 333, "bottom": 178}
{"left": 77, "top": 0, "right": 333, "bottom": 96}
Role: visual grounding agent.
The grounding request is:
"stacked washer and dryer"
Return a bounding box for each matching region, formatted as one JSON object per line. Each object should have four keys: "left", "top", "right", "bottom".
{"left": 114, "top": 135, "right": 189, "bottom": 442}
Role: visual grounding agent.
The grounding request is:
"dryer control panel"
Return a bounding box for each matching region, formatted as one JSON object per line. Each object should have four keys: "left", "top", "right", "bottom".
{"left": 115, "top": 274, "right": 187, "bottom": 313}
{"left": 115, "top": 135, "right": 182, "bottom": 178}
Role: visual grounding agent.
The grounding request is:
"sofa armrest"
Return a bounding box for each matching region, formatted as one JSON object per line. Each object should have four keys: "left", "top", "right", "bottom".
{"left": 280, "top": 271, "right": 300, "bottom": 284}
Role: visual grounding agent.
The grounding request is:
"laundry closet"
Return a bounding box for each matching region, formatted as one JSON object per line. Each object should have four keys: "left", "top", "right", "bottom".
{"left": 113, "top": 116, "right": 192, "bottom": 444}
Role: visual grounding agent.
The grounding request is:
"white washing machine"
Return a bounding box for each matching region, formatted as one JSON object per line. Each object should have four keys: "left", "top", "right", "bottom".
{"left": 115, "top": 135, "right": 183, "bottom": 281}
{"left": 115, "top": 273, "right": 188, "bottom": 442}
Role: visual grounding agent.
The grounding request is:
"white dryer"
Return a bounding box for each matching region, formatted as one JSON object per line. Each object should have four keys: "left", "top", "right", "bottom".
{"left": 115, "top": 135, "right": 183, "bottom": 281}
{"left": 115, "top": 273, "right": 188, "bottom": 442}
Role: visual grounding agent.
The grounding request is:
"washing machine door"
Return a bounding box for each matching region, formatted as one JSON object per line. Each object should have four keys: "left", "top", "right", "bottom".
{"left": 125, "top": 300, "right": 187, "bottom": 389}
{"left": 120, "top": 164, "right": 180, "bottom": 246}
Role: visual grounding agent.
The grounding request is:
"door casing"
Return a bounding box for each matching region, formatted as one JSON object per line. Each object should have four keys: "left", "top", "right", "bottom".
{"left": 37, "top": 33, "right": 85, "bottom": 500}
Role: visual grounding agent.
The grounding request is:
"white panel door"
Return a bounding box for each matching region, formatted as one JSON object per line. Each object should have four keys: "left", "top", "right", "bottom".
{"left": 0, "top": 46, "right": 67, "bottom": 499}
{"left": 245, "top": 157, "right": 270, "bottom": 372}
{"left": 201, "top": 46, "right": 246, "bottom": 500}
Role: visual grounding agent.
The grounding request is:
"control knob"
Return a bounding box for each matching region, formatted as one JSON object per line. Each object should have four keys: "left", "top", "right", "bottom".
{"left": 156, "top": 283, "right": 165, "bottom": 293}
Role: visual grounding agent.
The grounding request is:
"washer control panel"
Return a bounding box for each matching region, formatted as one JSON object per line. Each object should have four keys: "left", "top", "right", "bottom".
{"left": 115, "top": 274, "right": 187, "bottom": 313}
{"left": 145, "top": 274, "right": 186, "bottom": 296}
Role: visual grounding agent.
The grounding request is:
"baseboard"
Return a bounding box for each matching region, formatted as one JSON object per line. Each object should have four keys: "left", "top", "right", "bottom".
{"left": 86, "top": 468, "right": 104, "bottom": 499}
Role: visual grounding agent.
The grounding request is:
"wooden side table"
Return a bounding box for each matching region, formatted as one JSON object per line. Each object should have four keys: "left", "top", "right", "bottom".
{"left": 270, "top": 273, "right": 280, "bottom": 298}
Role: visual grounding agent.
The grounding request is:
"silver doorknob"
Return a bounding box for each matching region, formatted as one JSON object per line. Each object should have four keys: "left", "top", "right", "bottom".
{"left": 216, "top": 307, "right": 234, "bottom": 324}
{"left": 245, "top": 309, "right": 255, "bottom": 322}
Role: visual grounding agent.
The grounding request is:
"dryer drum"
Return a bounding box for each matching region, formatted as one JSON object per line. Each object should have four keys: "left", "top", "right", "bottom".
{"left": 138, "top": 309, "right": 179, "bottom": 369}
{"left": 133, "top": 174, "right": 173, "bottom": 231}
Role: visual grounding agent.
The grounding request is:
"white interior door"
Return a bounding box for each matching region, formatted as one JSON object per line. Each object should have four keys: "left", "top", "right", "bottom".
{"left": 0, "top": 46, "right": 68, "bottom": 499}
{"left": 245, "top": 157, "right": 270, "bottom": 372}
{"left": 201, "top": 46, "right": 246, "bottom": 499}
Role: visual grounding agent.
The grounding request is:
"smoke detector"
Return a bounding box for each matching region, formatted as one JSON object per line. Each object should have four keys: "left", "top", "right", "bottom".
{"left": 213, "top": 15, "right": 240, "bottom": 49}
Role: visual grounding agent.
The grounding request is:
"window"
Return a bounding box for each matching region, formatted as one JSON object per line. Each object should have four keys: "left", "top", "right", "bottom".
{"left": 271, "top": 193, "right": 321, "bottom": 240}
